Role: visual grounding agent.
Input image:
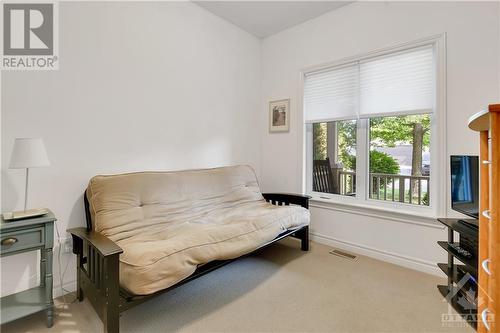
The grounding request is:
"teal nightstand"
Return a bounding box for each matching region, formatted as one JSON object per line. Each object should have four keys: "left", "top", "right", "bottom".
{"left": 0, "top": 211, "right": 56, "bottom": 327}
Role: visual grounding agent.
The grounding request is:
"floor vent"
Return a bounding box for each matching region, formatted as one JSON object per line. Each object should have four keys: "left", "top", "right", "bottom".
{"left": 329, "top": 249, "right": 357, "bottom": 260}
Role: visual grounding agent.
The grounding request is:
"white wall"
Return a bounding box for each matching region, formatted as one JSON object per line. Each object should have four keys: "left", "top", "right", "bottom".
{"left": 261, "top": 1, "right": 499, "bottom": 275}
{"left": 1, "top": 2, "right": 261, "bottom": 296}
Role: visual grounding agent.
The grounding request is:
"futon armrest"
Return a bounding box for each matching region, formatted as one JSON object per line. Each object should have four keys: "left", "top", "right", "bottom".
{"left": 262, "top": 193, "right": 311, "bottom": 209}
{"left": 68, "top": 227, "right": 123, "bottom": 257}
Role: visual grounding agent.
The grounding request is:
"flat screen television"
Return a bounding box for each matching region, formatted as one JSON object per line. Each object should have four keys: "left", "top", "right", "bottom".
{"left": 450, "top": 155, "right": 479, "bottom": 219}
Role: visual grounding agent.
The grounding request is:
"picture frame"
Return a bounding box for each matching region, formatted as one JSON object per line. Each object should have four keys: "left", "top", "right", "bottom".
{"left": 269, "top": 99, "right": 290, "bottom": 133}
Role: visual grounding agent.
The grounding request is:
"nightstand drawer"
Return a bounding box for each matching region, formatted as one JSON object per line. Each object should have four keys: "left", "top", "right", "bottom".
{"left": 1, "top": 227, "right": 45, "bottom": 255}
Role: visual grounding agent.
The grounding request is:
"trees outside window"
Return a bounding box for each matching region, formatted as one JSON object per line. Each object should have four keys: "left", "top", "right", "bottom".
{"left": 370, "top": 114, "right": 430, "bottom": 178}
{"left": 311, "top": 114, "right": 431, "bottom": 205}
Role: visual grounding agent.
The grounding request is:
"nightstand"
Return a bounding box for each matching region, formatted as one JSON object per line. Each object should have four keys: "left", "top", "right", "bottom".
{"left": 0, "top": 211, "right": 56, "bottom": 327}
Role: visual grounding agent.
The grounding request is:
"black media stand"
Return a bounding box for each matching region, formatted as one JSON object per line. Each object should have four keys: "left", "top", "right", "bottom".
{"left": 437, "top": 218, "right": 479, "bottom": 329}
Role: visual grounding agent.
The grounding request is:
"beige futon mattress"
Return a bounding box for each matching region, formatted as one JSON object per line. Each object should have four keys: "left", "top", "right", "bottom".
{"left": 86, "top": 165, "right": 310, "bottom": 295}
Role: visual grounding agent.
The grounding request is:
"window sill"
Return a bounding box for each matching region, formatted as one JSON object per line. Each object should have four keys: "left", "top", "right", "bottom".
{"left": 309, "top": 195, "right": 444, "bottom": 229}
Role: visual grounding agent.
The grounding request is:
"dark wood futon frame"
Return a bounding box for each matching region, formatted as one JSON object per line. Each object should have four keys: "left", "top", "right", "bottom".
{"left": 68, "top": 192, "right": 310, "bottom": 333}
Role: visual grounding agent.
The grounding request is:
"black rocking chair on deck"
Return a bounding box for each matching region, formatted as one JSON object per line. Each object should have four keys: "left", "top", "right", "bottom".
{"left": 313, "top": 157, "right": 335, "bottom": 194}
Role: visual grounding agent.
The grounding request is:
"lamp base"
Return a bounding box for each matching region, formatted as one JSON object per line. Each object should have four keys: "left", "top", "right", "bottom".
{"left": 3, "top": 208, "right": 49, "bottom": 221}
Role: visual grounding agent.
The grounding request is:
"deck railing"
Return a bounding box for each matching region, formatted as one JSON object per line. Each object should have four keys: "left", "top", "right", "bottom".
{"left": 338, "top": 170, "right": 356, "bottom": 196}
{"left": 338, "top": 171, "right": 430, "bottom": 206}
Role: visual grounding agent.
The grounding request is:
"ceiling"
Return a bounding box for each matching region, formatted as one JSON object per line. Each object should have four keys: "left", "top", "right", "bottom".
{"left": 194, "top": 1, "right": 353, "bottom": 38}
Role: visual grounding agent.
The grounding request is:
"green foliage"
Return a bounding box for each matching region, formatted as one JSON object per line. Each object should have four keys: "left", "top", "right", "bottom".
{"left": 342, "top": 151, "right": 400, "bottom": 175}
{"left": 313, "top": 115, "right": 424, "bottom": 176}
{"left": 369, "top": 114, "right": 430, "bottom": 148}
{"left": 342, "top": 153, "right": 356, "bottom": 170}
{"left": 369, "top": 150, "right": 400, "bottom": 174}
{"left": 422, "top": 191, "right": 429, "bottom": 205}
{"left": 313, "top": 123, "right": 327, "bottom": 160}
{"left": 337, "top": 120, "right": 357, "bottom": 170}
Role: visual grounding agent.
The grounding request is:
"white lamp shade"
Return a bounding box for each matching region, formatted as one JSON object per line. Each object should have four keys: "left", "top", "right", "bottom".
{"left": 9, "top": 138, "right": 50, "bottom": 168}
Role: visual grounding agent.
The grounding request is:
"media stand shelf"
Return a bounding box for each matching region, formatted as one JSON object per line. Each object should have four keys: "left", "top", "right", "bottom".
{"left": 437, "top": 241, "right": 478, "bottom": 276}
{"left": 437, "top": 285, "right": 477, "bottom": 324}
{"left": 437, "top": 218, "right": 478, "bottom": 330}
{"left": 438, "top": 218, "right": 479, "bottom": 238}
{"left": 437, "top": 263, "right": 476, "bottom": 285}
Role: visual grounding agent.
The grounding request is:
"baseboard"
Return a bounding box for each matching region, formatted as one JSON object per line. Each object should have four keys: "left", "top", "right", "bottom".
{"left": 310, "top": 232, "right": 443, "bottom": 277}
{"left": 53, "top": 280, "right": 77, "bottom": 298}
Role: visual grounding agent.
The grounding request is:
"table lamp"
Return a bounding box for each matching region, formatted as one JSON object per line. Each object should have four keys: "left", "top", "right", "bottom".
{"left": 4, "top": 138, "right": 50, "bottom": 220}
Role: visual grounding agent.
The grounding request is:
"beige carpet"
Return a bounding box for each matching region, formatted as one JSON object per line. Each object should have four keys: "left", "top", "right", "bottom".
{"left": 2, "top": 239, "right": 473, "bottom": 333}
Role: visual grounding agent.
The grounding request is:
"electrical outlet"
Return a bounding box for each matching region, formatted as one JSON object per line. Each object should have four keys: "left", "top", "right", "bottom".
{"left": 59, "top": 237, "right": 72, "bottom": 254}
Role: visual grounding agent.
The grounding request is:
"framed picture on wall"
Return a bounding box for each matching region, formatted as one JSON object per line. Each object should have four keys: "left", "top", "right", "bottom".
{"left": 269, "top": 99, "right": 290, "bottom": 133}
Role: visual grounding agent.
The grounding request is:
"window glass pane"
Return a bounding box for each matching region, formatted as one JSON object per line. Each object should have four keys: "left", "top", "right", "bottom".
{"left": 312, "top": 120, "right": 357, "bottom": 196}
{"left": 369, "top": 114, "right": 431, "bottom": 206}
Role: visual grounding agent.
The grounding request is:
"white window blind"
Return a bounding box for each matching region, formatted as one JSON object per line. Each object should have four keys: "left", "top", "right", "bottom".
{"left": 359, "top": 46, "right": 434, "bottom": 117}
{"left": 304, "top": 64, "right": 358, "bottom": 123}
{"left": 304, "top": 46, "right": 434, "bottom": 123}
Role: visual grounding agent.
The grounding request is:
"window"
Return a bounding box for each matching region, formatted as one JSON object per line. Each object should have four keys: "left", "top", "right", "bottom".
{"left": 305, "top": 42, "right": 440, "bottom": 211}
{"left": 369, "top": 114, "right": 431, "bottom": 205}
{"left": 312, "top": 120, "right": 357, "bottom": 196}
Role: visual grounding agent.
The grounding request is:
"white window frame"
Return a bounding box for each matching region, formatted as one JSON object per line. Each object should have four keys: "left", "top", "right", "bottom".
{"left": 301, "top": 34, "right": 447, "bottom": 218}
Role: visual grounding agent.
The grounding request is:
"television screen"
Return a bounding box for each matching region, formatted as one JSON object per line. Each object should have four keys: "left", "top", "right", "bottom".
{"left": 451, "top": 155, "right": 479, "bottom": 219}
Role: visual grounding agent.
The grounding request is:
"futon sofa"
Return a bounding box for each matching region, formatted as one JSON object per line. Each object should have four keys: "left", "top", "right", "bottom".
{"left": 69, "top": 165, "right": 310, "bottom": 333}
